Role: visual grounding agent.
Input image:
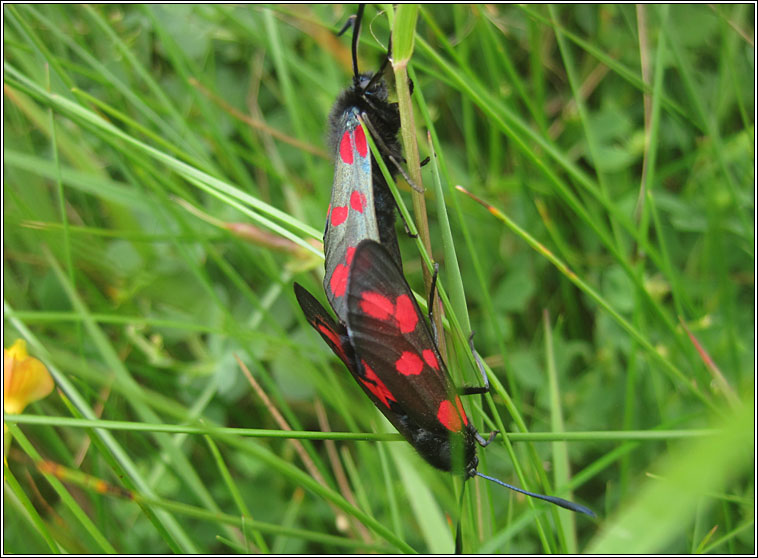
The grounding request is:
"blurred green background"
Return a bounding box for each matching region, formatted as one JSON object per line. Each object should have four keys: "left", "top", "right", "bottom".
{"left": 4, "top": 4, "right": 754, "bottom": 554}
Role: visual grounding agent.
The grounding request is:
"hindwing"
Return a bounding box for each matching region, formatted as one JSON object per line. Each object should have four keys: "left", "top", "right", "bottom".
{"left": 346, "top": 240, "right": 470, "bottom": 436}
{"left": 294, "top": 282, "right": 406, "bottom": 417}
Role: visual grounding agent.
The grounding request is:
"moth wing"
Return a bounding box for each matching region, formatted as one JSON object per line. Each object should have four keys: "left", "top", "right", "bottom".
{"left": 295, "top": 282, "right": 409, "bottom": 416}
{"left": 323, "top": 109, "right": 380, "bottom": 323}
{"left": 294, "top": 282, "right": 357, "bottom": 373}
{"left": 346, "top": 240, "right": 468, "bottom": 434}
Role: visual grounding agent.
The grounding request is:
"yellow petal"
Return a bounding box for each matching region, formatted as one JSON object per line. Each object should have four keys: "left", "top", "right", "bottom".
{"left": 5, "top": 338, "right": 29, "bottom": 360}
{"left": 4, "top": 339, "right": 54, "bottom": 414}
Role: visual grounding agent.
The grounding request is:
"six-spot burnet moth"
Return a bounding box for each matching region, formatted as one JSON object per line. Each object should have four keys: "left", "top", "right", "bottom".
{"left": 298, "top": 239, "right": 595, "bottom": 516}
{"left": 293, "top": 5, "right": 594, "bottom": 519}
{"left": 322, "top": 4, "right": 406, "bottom": 323}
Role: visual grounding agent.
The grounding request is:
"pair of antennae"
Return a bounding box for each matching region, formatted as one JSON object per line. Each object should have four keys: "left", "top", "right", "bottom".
{"left": 338, "top": 5, "right": 391, "bottom": 87}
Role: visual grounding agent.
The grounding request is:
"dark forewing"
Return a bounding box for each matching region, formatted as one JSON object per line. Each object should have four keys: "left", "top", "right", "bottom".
{"left": 346, "top": 240, "right": 469, "bottom": 435}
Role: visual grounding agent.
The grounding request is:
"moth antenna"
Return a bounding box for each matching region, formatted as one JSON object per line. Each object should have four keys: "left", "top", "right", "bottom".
{"left": 351, "top": 5, "right": 366, "bottom": 79}
{"left": 336, "top": 14, "right": 356, "bottom": 38}
{"left": 365, "top": 33, "right": 392, "bottom": 92}
{"left": 365, "top": 54, "right": 390, "bottom": 91}
{"left": 474, "top": 471, "right": 596, "bottom": 517}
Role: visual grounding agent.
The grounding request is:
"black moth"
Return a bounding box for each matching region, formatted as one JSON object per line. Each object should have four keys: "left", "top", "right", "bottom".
{"left": 296, "top": 240, "right": 595, "bottom": 518}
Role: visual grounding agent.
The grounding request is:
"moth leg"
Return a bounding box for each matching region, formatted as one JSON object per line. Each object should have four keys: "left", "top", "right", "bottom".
{"left": 473, "top": 429, "right": 499, "bottom": 448}
{"left": 427, "top": 269, "right": 492, "bottom": 397}
{"left": 460, "top": 385, "right": 488, "bottom": 395}
{"left": 426, "top": 276, "right": 492, "bottom": 397}
{"left": 381, "top": 141, "right": 430, "bottom": 167}
{"left": 457, "top": 332, "right": 492, "bottom": 396}
{"left": 459, "top": 337, "right": 497, "bottom": 449}
{"left": 358, "top": 114, "right": 422, "bottom": 240}
{"left": 360, "top": 112, "right": 425, "bottom": 194}
{"left": 389, "top": 154, "right": 425, "bottom": 193}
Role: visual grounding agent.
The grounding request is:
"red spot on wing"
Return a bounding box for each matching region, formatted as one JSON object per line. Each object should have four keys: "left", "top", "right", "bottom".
{"left": 358, "top": 291, "right": 420, "bottom": 334}
{"left": 317, "top": 323, "right": 347, "bottom": 363}
{"left": 354, "top": 125, "right": 368, "bottom": 157}
{"left": 317, "top": 323, "right": 340, "bottom": 348}
{"left": 422, "top": 349, "right": 439, "bottom": 370}
{"left": 339, "top": 131, "right": 353, "bottom": 164}
{"left": 394, "top": 294, "right": 418, "bottom": 333}
{"left": 437, "top": 399, "right": 464, "bottom": 432}
{"left": 331, "top": 206, "right": 348, "bottom": 227}
{"left": 330, "top": 264, "right": 349, "bottom": 297}
{"left": 396, "top": 351, "right": 424, "bottom": 376}
{"left": 345, "top": 246, "right": 356, "bottom": 265}
{"left": 360, "top": 361, "right": 397, "bottom": 408}
{"left": 360, "top": 291, "right": 394, "bottom": 320}
{"left": 350, "top": 190, "right": 366, "bottom": 213}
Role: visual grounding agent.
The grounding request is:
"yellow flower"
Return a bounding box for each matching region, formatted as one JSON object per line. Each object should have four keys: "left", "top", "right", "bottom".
{"left": 4, "top": 339, "right": 54, "bottom": 414}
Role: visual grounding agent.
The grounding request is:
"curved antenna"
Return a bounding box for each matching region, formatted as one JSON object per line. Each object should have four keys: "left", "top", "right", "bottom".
{"left": 351, "top": 5, "right": 365, "bottom": 79}
{"left": 475, "top": 471, "right": 596, "bottom": 517}
{"left": 364, "top": 33, "right": 391, "bottom": 92}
